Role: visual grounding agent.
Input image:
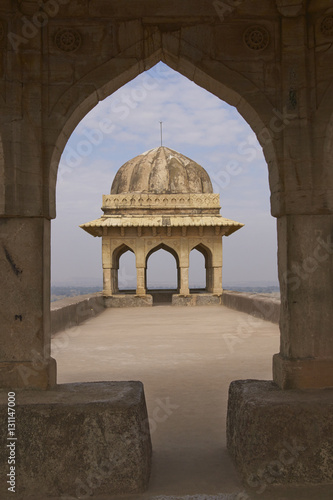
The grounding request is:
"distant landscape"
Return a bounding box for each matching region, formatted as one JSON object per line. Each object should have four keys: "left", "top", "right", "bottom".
{"left": 51, "top": 284, "right": 280, "bottom": 302}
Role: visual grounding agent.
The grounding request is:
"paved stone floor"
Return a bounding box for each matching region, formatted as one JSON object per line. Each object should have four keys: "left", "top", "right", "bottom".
{"left": 53, "top": 306, "right": 333, "bottom": 500}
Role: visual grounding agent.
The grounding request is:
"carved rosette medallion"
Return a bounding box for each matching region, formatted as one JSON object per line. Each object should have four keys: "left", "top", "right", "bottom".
{"left": 243, "top": 26, "right": 270, "bottom": 51}
{"left": 55, "top": 29, "right": 82, "bottom": 52}
{"left": 321, "top": 17, "right": 333, "bottom": 37}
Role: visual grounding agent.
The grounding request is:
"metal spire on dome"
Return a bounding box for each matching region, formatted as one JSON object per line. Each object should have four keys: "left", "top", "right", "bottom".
{"left": 159, "top": 121, "right": 163, "bottom": 147}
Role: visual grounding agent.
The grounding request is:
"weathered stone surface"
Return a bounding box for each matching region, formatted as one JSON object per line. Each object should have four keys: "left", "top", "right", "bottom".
{"left": 172, "top": 293, "right": 222, "bottom": 306}
{"left": 111, "top": 147, "right": 214, "bottom": 195}
{"left": 51, "top": 292, "right": 105, "bottom": 335}
{"left": 0, "top": 382, "right": 152, "bottom": 498}
{"left": 275, "top": 214, "right": 333, "bottom": 389}
{"left": 222, "top": 290, "right": 280, "bottom": 324}
{"left": 227, "top": 380, "right": 333, "bottom": 486}
{"left": 0, "top": 217, "right": 56, "bottom": 389}
{"left": 104, "top": 294, "right": 153, "bottom": 308}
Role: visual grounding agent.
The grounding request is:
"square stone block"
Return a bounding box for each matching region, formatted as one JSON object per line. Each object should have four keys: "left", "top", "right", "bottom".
{"left": 0, "top": 382, "right": 152, "bottom": 498}
{"left": 227, "top": 380, "right": 333, "bottom": 488}
{"left": 172, "top": 294, "right": 222, "bottom": 306}
{"left": 104, "top": 295, "right": 153, "bottom": 307}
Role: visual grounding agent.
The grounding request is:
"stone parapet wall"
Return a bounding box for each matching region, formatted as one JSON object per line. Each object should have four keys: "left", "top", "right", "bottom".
{"left": 50, "top": 293, "right": 104, "bottom": 336}
{"left": 222, "top": 290, "right": 280, "bottom": 324}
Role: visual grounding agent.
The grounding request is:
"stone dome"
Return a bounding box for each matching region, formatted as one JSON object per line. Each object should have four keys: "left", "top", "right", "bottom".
{"left": 110, "top": 146, "right": 213, "bottom": 195}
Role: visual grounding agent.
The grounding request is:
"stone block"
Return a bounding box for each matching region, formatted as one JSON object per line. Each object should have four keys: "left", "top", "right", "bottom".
{"left": 227, "top": 380, "right": 333, "bottom": 487}
{"left": 0, "top": 382, "right": 152, "bottom": 498}
{"left": 172, "top": 294, "right": 195, "bottom": 306}
{"left": 172, "top": 294, "right": 222, "bottom": 306}
{"left": 104, "top": 294, "right": 153, "bottom": 308}
{"left": 195, "top": 293, "right": 222, "bottom": 306}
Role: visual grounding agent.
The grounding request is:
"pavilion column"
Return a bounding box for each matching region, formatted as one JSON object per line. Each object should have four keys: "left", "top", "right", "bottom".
{"left": 211, "top": 266, "right": 223, "bottom": 294}
{"left": 179, "top": 267, "right": 189, "bottom": 295}
{"left": 136, "top": 267, "right": 146, "bottom": 295}
{"left": 206, "top": 266, "right": 213, "bottom": 292}
{"left": 111, "top": 267, "right": 119, "bottom": 294}
{"left": 273, "top": 214, "right": 333, "bottom": 389}
{"left": 102, "top": 267, "right": 112, "bottom": 295}
{"left": 0, "top": 217, "right": 56, "bottom": 389}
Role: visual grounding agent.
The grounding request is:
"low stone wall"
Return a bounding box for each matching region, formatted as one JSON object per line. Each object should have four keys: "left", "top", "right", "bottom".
{"left": 222, "top": 290, "right": 280, "bottom": 324}
{"left": 50, "top": 293, "right": 105, "bottom": 336}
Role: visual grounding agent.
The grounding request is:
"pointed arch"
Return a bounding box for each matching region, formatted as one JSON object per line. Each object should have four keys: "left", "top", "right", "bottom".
{"left": 145, "top": 243, "right": 180, "bottom": 292}
{"left": 47, "top": 33, "right": 280, "bottom": 217}
{"left": 189, "top": 243, "right": 214, "bottom": 292}
{"left": 112, "top": 243, "right": 135, "bottom": 269}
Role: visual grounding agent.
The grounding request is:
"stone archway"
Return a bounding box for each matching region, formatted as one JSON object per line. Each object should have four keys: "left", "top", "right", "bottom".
{"left": 145, "top": 243, "right": 180, "bottom": 295}
{"left": 190, "top": 243, "right": 214, "bottom": 293}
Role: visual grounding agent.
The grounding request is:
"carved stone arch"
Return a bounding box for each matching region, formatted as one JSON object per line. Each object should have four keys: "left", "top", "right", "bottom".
{"left": 145, "top": 242, "right": 180, "bottom": 268}
{"left": 112, "top": 243, "right": 135, "bottom": 269}
{"left": 190, "top": 242, "right": 213, "bottom": 264}
{"left": 48, "top": 35, "right": 280, "bottom": 218}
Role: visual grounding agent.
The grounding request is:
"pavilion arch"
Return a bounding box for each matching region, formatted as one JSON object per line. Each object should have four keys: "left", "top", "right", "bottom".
{"left": 47, "top": 37, "right": 280, "bottom": 218}
{"left": 190, "top": 244, "right": 214, "bottom": 292}
{"left": 111, "top": 244, "right": 136, "bottom": 294}
{"left": 145, "top": 243, "right": 180, "bottom": 292}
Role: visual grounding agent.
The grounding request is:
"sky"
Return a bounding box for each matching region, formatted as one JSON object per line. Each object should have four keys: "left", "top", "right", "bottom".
{"left": 51, "top": 62, "right": 279, "bottom": 288}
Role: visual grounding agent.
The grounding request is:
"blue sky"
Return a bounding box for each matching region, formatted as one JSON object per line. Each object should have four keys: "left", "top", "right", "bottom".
{"left": 51, "top": 62, "right": 278, "bottom": 288}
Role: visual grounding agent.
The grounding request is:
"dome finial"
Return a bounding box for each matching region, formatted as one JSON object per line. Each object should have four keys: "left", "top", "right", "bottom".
{"left": 159, "top": 121, "right": 163, "bottom": 147}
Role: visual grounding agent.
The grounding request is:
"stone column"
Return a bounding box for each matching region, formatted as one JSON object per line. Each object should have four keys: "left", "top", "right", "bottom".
{"left": 113, "top": 267, "right": 119, "bottom": 293}
{"left": 206, "top": 266, "right": 213, "bottom": 292}
{"left": 136, "top": 267, "right": 146, "bottom": 295}
{"left": 179, "top": 267, "right": 190, "bottom": 295}
{"left": 211, "top": 267, "right": 223, "bottom": 294}
{"left": 273, "top": 214, "right": 333, "bottom": 389}
{"left": 103, "top": 268, "right": 112, "bottom": 296}
{"left": 0, "top": 217, "right": 56, "bottom": 389}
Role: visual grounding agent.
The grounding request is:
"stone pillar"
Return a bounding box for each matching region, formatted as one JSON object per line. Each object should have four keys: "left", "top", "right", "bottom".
{"left": 179, "top": 267, "right": 190, "bottom": 295}
{"left": 0, "top": 217, "right": 56, "bottom": 389}
{"left": 136, "top": 267, "right": 146, "bottom": 295}
{"left": 103, "top": 267, "right": 112, "bottom": 296}
{"left": 206, "top": 266, "right": 213, "bottom": 292}
{"left": 111, "top": 267, "right": 118, "bottom": 294}
{"left": 211, "top": 266, "right": 223, "bottom": 294}
{"left": 273, "top": 214, "right": 333, "bottom": 389}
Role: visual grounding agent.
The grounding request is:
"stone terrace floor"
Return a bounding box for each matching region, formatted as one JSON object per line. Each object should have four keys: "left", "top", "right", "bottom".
{"left": 52, "top": 305, "right": 333, "bottom": 500}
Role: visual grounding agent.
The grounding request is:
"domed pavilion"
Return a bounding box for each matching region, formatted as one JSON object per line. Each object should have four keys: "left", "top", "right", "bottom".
{"left": 80, "top": 146, "right": 244, "bottom": 306}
